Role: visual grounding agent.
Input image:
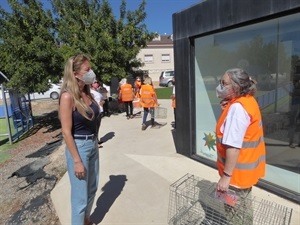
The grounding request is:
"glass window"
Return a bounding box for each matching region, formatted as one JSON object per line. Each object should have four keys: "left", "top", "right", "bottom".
{"left": 162, "top": 54, "right": 170, "bottom": 62}
{"left": 194, "top": 13, "right": 300, "bottom": 195}
{"left": 144, "top": 54, "right": 153, "bottom": 63}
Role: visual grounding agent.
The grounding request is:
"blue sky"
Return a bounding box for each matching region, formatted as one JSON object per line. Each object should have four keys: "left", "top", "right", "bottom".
{"left": 110, "top": 0, "right": 202, "bottom": 34}
{"left": 1, "top": 0, "right": 202, "bottom": 35}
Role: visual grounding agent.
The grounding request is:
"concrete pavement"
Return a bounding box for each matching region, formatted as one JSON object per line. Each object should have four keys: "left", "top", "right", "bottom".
{"left": 51, "top": 99, "right": 300, "bottom": 225}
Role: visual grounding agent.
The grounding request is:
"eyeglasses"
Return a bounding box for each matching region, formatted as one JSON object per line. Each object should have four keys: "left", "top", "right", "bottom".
{"left": 93, "top": 81, "right": 99, "bottom": 84}
{"left": 219, "top": 79, "right": 231, "bottom": 87}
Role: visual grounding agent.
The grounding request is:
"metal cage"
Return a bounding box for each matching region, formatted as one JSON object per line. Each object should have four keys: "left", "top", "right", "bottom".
{"left": 154, "top": 106, "right": 167, "bottom": 119}
{"left": 168, "top": 174, "right": 292, "bottom": 225}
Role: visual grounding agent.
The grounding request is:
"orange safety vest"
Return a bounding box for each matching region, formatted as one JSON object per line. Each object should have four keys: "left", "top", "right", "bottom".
{"left": 135, "top": 80, "right": 141, "bottom": 90}
{"left": 120, "top": 83, "right": 134, "bottom": 102}
{"left": 172, "top": 96, "right": 176, "bottom": 108}
{"left": 134, "top": 81, "right": 141, "bottom": 99}
{"left": 140, "top": 84, "right": 158, "bottom": 108}
{"left": 216, "top": 95, "right": 266, "bottom": 188}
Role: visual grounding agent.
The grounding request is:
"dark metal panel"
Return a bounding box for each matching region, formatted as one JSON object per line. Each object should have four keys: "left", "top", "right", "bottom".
{"left": 173, "top": 38, "right": 192, "bottom": 156}
{"left": 173, "top": 0, "right": 300, "bottom": 40}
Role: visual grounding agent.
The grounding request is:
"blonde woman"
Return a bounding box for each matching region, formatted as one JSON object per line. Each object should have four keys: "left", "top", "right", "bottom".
{"left": 59, "top": 54, "right": 100, "bottom": 225}
{"left": 139, "top": 77, "right": 158, "bottom": 130}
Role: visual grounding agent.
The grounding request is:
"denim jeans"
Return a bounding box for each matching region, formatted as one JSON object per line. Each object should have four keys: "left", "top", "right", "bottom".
{"left": 143, "top": 107, "right": 154, "bottom": 125}
{"left": 65, "top": 137, "right": 99, "bottom": 225}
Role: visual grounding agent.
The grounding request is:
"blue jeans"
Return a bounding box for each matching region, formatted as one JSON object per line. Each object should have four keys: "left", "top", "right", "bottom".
{"left": 66, "top": 137, "right": 99, "bottom": 225}
{"left": 143, "top": 107, "right": 154, "bottom": 125}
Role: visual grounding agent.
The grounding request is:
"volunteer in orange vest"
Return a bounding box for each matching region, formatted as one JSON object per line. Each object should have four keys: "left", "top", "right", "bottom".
{"left": 133, "top": 76, "right": 142, "bottom": 109}
{"left": 170, "top": 76, "right": 176, "bottom": 129}
{"left": 118, "top": 78, "right": 134, "bottom": 119}
{"left": 216, "top": 68, "right": 266, "bottom": 224}
{"left": 140, "top": 77, "right": 158, "bottom": 130}
{"left": 134, "top": 76, "right": 142, "bottom": 99}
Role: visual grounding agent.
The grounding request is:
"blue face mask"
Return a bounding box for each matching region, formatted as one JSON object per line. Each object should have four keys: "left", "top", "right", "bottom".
{"left": 216, "top": 84, "right": 230, "bottom": 99}
{"left": 81, "top": 70, "right": 96, "bottom": 85}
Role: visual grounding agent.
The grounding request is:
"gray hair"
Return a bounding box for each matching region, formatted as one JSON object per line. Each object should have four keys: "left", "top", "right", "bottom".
{"left": 226, "top": 68, "right": 257, "bottom": 96}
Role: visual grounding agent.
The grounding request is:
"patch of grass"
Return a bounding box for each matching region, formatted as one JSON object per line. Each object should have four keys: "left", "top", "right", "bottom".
{"left": 0, "top": 118, "right": 19, "bottom": 164}
{"left": 0, "top": 138, "right": 18, "bottom": 164}
{"left": 155, "top": 87, "right": 172, "bottom": 99}
{"left": 0, "top": 148, "right": 11, "bottom": 164}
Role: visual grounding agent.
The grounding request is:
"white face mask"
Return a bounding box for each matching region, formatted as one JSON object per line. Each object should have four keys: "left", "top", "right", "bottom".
{"left": 216, "top": 84, "right": 231, "bottom": 99}
{"left": 81, "top": 69, "right": 96, "bottom": 85}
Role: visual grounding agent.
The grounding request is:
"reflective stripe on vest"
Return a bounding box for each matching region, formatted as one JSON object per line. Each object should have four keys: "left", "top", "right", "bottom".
{"left": 216, "top": 136, "right": 265, "bottom": 149}
{"left": 217, "top": 153, "right": 266, "bottom": 170}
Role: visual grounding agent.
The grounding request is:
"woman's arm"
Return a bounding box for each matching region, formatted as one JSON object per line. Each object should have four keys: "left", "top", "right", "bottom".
{"left": 60, "top": 92, "right": 85, "bottom": 178}
{"left": 217, "top": 146, "right": 240, "bottom": 192}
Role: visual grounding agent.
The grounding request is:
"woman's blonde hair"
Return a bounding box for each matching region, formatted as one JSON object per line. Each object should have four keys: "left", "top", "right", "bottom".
{"left": 60, "top": 54, "right": 96, "bottom": 120}
{"left": 143, "top": 77, "right": 152, "bottom": 85}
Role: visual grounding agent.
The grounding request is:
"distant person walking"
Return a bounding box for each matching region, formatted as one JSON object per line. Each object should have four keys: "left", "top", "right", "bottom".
{"left": 90, "top": 79, "right": 105, "bottom": 147}
{"left": 288, "top": 79, "right": 300, "bottom": 148}
{"left": 99, "top": 83, "right": 109, "bottom": 117}
{"left": 140, "top": 77, "right": 158, "bottom": 130}
{"left": 59, "top": 54, "right": 100, "bottom": 225}
{"left": 170, "top": 76, "right": 176, "bottom": 129}
{"left": 134, "top": 76, "right": 142, "bottom": 99}
{"left": 119, "top": 78, "right": 135, "bottom": 119}
{"left": 215, "top": 68, "right": 266, "bottom": 224}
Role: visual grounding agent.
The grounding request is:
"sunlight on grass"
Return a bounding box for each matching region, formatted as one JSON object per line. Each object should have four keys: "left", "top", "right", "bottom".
{"left": 155, "top": 87, "right": 172, "bottom": 99}
{"left": 0, "top": 148, "right": 10, "bottom": 164}
{"left": 0, "top": 118, "right": 19, "bottom": 164}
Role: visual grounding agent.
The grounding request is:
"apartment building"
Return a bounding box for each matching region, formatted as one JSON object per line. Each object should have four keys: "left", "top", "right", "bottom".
{"left": 136, "top": 34, "right": 174, "bottom": 82}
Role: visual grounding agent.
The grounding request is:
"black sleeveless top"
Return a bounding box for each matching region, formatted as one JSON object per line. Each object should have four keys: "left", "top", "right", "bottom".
{"left": 72, "top": 102, "right": 100, "bottom": 135}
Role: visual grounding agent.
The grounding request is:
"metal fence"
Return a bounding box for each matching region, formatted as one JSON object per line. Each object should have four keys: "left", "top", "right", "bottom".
{"left": 0, "top": 86, "right": 33, "bottom": 144}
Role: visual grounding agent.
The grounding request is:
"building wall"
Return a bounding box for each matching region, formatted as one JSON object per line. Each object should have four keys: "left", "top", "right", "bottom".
{"left": 136, "top": 36, "right": 174, "bottom": 82}
{"left": 173, "top": 0, "right": 300, "bottom": 203}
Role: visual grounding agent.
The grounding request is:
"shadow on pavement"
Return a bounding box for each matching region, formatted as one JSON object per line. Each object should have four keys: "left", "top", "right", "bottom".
{"left": 100, "top": 132, "right": 115, "bottom": 143}
{"left": 90, "top": 174, "right": 128, "bottom": 224}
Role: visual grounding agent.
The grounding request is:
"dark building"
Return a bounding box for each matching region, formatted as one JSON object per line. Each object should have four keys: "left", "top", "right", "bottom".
{"left": 173, "top": 0, "right": 300, "bottom": 203}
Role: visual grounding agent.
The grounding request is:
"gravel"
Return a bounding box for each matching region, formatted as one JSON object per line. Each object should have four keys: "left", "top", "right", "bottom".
{"left": 0, "top": 100, "right": 65, "bottom": 225}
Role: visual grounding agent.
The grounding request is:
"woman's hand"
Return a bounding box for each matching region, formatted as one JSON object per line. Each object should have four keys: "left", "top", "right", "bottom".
{"left": 74, "top": 161, "right": 86, "bottom": 179}
{"left": 217, "top": 176, "right": 231, "bottom": 192}
{"left": 220, "top": 99, "right": 229, "bottom": 110}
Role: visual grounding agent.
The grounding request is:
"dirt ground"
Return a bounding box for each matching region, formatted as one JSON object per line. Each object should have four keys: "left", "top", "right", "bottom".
{"left": 0, "top": 99, "right": 65, "bottom": 225}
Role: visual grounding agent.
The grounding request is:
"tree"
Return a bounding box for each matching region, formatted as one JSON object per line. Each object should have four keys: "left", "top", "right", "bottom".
{"left": 0, "top": 0, "right": 63, "bottom": 94}
{"left": 51, "top": 0, "right": 157, "bottom": 83}
{"left": 0, "top": 0, "right": 157, "bottom": 92}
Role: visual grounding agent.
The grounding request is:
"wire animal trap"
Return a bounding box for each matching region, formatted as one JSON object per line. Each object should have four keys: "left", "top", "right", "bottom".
{"left": 168, "top": 174, "right": 293, "bottom": 225}
{"left": 154, "top": 106, "right": 167, "bottom": 119}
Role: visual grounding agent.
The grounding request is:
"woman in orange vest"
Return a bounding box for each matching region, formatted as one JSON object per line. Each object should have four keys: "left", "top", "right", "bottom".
{"left": 215, "top": 68, "right": 266, "bottom": 224}
{"left": 170, "top": 76, "right": 176, "bottom": 129}
{"left": 134, "top": 76, "right": 142, "bottom": 99}
{"left": 118, "top": 78, "right": 134, "bottom": 119}
{"left": 140, "top": 77, "right": 158, "bottom": 130}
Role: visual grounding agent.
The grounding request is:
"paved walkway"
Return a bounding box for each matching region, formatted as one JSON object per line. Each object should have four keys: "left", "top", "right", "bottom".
{"left": 51, "top": 99, "right": 299, "bottom": 225}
